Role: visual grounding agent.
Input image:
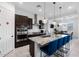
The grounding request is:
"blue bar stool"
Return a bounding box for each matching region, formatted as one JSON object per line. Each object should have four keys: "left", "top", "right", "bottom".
{"left": 66, "top": 35, "right": 71, "bottom": 43}
{"left": 40, "top": 35, "right": 71, "bottom": 57}
{"left": 64, "top": 35, "right": 71, "bottom": 50}
{"left": 58, "top": 35, "right": 71, "bottom": 56}
{"left": 63, "top": 36, "right": 68, "bottom": 45}
{"left": 63, "top": 34, "right": 71, "bottom": 43}
{"left": 55, "top": 37, "right": 66, "bottom": 57}
{"left": 57, "top": 38, "right": 64, "bottom": 50}
{"left": 40, "top": 39, "right": 58, "bottom": 57}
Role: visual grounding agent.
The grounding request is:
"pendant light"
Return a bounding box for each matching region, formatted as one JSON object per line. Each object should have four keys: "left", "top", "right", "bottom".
{"left": 43, "top": 2, "right": 47, "bottom": 24}
{"left": 36, "top": 5, "right": 42, "bottom": 12}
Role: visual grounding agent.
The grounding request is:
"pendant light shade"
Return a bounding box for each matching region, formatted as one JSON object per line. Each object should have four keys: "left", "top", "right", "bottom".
{"left": 36, "top": 5, "right": 42, "bottom": 12}
{"left": 43, "top": 18, "right": 48, "bottom": 23}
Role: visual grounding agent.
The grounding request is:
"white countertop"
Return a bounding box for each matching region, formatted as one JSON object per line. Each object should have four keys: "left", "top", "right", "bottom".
{"left": 29, "top": 34, "right": 68, "bottom": 46}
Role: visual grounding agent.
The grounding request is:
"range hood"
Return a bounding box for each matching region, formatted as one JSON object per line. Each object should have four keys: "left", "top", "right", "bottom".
{"left": 34, "top": 14, "right": 38, "bottom": 25}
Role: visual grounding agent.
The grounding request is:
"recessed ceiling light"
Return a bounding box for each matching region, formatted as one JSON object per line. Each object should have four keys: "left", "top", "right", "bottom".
{"left": 37, "top": 5, "right": 41, "bottom": 8}
{"left": 43, "top": 18, "right": 48, "bottom": 23}
{"left": 36, "top": 5, "right": 42, "bottom": 12}
{"left": 68, "top": 6, "right": 72, "bottom": 10}
{"left": 38, "top": 8, "right": 42, "bottom": 12}
{"left": 19, "top": 2, "right": 23, "bottom": 4}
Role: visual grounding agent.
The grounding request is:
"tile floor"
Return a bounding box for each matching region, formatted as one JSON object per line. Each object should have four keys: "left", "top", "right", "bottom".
{"left": 5, "top": 39, "right": 79, "bottom": 57}
{"left": 5, "top": 45, "right": 31, "bottom": 57}
{"left": 69, "top": 39, "right": 79, "bottom": 57}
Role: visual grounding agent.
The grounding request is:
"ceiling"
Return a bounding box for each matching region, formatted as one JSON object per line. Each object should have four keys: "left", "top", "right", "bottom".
{"left": 11, "top": 2, "right": 79, "bottom": 19}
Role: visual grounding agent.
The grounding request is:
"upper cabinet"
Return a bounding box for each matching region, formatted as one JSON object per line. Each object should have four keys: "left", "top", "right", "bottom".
{"left": 15, "top": 14, "right": 32, "bottom": 29}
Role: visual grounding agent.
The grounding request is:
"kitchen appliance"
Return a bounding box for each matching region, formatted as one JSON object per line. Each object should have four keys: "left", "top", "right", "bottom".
{"left": 16, "top": 26, "right": 28, "bottom": 42}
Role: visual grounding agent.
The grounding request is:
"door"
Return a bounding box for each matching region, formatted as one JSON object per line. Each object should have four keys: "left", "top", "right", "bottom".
{"left": 0, "top": 3, "right": 15, "bottom": 56}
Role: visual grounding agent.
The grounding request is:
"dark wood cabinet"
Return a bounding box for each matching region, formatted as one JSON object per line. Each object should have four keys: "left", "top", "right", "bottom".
{"left": 15, "top": 14, "right": 33, "bottom": 48}
{"left": 15, "top": 14, "right": 32, "bottom": 29}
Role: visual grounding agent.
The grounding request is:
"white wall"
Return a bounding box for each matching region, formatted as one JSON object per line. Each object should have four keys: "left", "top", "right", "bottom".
{"left": 0, "top": 2, "right": 15, "bottom": 56}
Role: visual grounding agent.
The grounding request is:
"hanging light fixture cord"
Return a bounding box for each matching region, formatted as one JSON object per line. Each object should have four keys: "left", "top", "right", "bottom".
{"left": 59, "top": 6, "right": 62, "bottom": 18}
{"left": 53, "top": 2, "right": 56, "bottom": 21}
{"left": 44, "top": 2, "right": 46, "bottom": 19}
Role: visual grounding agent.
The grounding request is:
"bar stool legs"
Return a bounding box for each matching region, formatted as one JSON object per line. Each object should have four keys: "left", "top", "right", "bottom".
{"left": 54, "top": 42, "right": 70, "bottom": 57}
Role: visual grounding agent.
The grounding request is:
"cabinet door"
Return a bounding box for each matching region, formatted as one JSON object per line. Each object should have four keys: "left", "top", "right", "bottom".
{"left": 15, "top": 14, "right": 32, "bottom": 29}
{"left": 15, "top": 14, "right": 26, "bottom": 27}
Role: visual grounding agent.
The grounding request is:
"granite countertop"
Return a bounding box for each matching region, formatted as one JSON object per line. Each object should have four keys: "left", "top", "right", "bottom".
{"left": 29, "top": 34, "right": 68, "bottom": 46}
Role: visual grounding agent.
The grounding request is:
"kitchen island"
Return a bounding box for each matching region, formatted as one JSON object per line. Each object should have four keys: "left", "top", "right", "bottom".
{"left": 29, "top": 34, "right": 71, "bottom": 57}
